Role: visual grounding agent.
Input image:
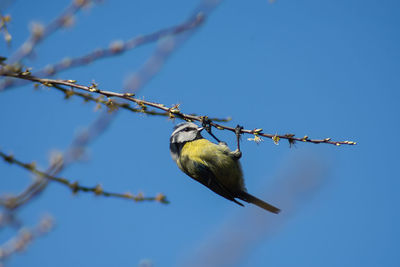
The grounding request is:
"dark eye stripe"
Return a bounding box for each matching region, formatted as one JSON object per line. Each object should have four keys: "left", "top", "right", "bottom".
{"left": 181, "top": 127, "right": 196, "bottom": 132}
{"left": 171, "top": 124, "right": 198, "bottom": 137}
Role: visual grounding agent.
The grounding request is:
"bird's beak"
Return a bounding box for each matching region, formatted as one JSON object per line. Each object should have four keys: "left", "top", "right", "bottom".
{"left": 197, "top": 127, "right": 204, "bottom": 132}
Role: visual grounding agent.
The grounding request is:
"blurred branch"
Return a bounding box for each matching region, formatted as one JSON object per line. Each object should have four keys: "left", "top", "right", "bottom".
{"left": 7, "top": 0, "right": 97, "bottom": 64}
{"left": 1, "top": 179, "right": 49, "bottom": 212}
{"left": 0, "top": 150, "right": 169, "bottom": 209}
{"left": 0, "top": 12, "right": 205, "bottom": 91}
{"left": 1, "top": 72, "right": 357, "bottom": 147}
{"left": 0, "top": 215, "right": 53, "bottom": 262}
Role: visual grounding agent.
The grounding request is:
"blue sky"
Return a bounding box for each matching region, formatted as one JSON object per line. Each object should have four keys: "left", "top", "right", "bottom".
{"left": 1, "top": 0, "right": 399, "bottom": 266}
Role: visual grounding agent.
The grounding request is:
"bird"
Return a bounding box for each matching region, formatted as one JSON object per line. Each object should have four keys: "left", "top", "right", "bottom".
{"left": 169, "top": 122, "right": 280, "bottom": 213}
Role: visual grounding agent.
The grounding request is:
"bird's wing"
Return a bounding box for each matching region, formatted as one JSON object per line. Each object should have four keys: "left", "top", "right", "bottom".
{"left": 186, "top": 160, "right": 244, "bottom": 207}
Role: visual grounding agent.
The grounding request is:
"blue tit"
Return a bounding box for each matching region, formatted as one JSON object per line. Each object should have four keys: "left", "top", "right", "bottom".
{"left": 170, "top": 122, "right": 280, "bottom": 213}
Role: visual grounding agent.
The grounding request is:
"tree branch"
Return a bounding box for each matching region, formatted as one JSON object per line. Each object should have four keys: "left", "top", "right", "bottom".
{"left": 2, "top": 72, "right": 357, "bottom": 147}
{"left": 0, "top": 150, "right": 169, "bottom": 210}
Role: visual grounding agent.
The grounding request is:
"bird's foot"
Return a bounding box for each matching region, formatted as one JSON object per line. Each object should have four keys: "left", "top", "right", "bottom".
{"left": 230, "top": 149, "right": 242, "bottom": 159}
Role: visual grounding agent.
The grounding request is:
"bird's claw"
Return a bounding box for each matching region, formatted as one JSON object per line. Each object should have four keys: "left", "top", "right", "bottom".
{"left": 231, "top": 149, "right": 242, "bottom": 159}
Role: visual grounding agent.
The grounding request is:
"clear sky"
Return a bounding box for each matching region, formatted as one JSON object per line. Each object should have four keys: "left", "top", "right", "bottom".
{"left": 1, "top": 0, "right": 399, "bottom": 266}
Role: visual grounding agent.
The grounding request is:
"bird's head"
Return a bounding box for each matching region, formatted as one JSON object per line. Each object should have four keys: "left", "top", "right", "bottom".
{"left": 170, "top": 122, "right": 204, "bottom": 144}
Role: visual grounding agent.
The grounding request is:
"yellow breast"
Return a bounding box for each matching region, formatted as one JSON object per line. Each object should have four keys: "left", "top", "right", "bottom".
{"left": 179, "top": 139, "right": 245, "bottom": 191}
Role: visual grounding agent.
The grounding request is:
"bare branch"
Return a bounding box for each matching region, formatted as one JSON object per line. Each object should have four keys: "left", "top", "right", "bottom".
{"left": 2, "top": 72, "right": 357, "bottom": 147}
{"left": 0, "top": 150, "right": 169, "bottom": 207}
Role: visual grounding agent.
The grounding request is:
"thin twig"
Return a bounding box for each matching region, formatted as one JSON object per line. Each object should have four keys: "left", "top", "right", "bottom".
{"left": 1, "top": 72, "right": 357, "bottom": 147}
{"left": 0, "top": 150, "right": 169, "bottom": 206}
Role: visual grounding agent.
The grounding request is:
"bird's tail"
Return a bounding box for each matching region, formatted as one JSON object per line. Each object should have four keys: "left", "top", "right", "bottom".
{"left": 237, "top": 191, "right": 280, "bottom": 214}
